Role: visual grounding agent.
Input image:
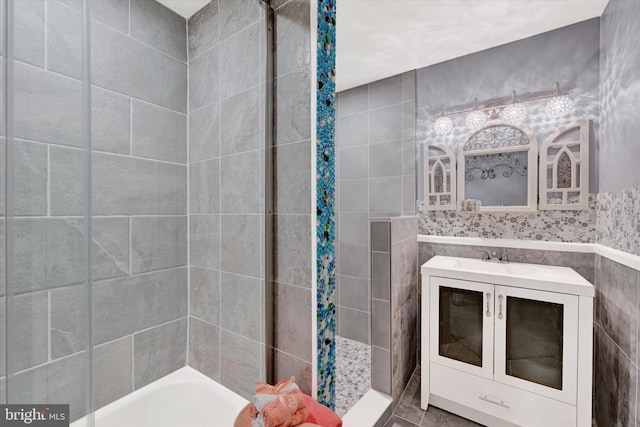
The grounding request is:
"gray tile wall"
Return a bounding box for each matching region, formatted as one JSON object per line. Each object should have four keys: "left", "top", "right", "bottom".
{"left": 3, "top": 0, "right": 189, "bottom": 419}
{"left": 593, "top": 255, "right": 640, "bottom": 426}
{"left": 186, "top": 0, "right": 267, "bottom": 401}
{"left": 370, "top": 218, "right": 418, "bottom": 408}
{"left": 271, "top": 0, "right": 314, "bottom": 396}
{"left": 336, "top": 71, "right": 416, "bottom": 345}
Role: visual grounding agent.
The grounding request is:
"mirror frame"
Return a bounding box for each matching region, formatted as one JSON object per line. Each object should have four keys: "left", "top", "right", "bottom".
{"left": 457, "top": 120, "right": 538, "bottom": 211}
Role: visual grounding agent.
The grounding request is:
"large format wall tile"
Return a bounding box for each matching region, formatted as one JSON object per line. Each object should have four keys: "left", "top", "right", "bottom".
{"left": 369, "top": 140, "right": 403, "bottom": 178}
{"left": 190, "top": 215, "right": 221, "bottom": 270}
{"left": 134, "top": 317, "right": 187, "bottom": 388}
{"left": 45, "top": 352, "right": 88, "bottom": 422}
{"left": 275, "top": 282, "right": 312, "bottom": 360}
{"left": 132, "top": 100, "right": 187, "bottom": 163}
{"left": 130, "top": 0, "right": 187, "bottom": 62}
{"left": 189, "top": 317, "right": 221, "bottom": 381}
{"left": 220, "top": 22, "right": 260, "bottom": 98}
{"left": 274, "top": 0, "right": 310, "bottom": 76}
{"left": 220, "top": 150, "right": 261, "bottom": 213}
{"left": 219, "top": 0, "right": 261, "bottom": 42}
{"left": 13, "top": 140, "right": 47, "bottom": 216}
{"left": 274, "top": 140, "right": 311, "bottom": 214}
{"left": 47, "top": 0, "right": 82, "bottom": 79}
{"left": 369, "top": 75, "right": 403, "bottom": 110}
{"left": 92, "top": 86, "right": 131, "bottom": 155}
{"left": 190, "top": 159, "right": 220, "bottom": 214}
{"left": 220, "top": 330, "right": 261, "bottom": 400}
{"left": 594, "top": 326, "right": 637, "bottom": 427}
{"left": 339, "top": 145, "right": 368, "bottom": 180}
{"left": 369, "top": 104, "right": 402, "bottom": 144}
{"left": 275, "top": 65, "right": 311, "bottom": 144}
{"left": 339, "top": 306, "right": 369, "bottom": 345}
{"left": 188, "top": 0, "right": 219, "bottom": 60}
{"left": 92, "top": 22, "right": 187, "bottom": 113}
{"left": 13, "top": 219, "right": 46, "bottom": 293}
{"left": 220, "top": 215, "right": 261, "bottom": 278}
{"left": 131, "top": 216, "right": 188, "bottom": 274}
{"left": 189, "top": 102, "right": 220, "bottom": 162}
{"left": 50, "top": 284, "right": 86, "bottom": 359}
{"left": 189, "top": 45, "right": 220, "bottom": 111}
{"left": 15, "top": 0, "right": 45, "bottom": 68}
{"left": 274, "top": 215, "right": 311, "bottom": 287}
{"left": 46, "top": 218, "right": 87, "bottom": 289}
{"left": 7, "top": 291, "right": 48, "bottom": 372}
{"left": 596, "top": 256, "right": 639, "bottom": 363}
{"left": 90, "top": 0, "right": 130, "bottom": 34}
{"left": 339, "top": 85, "right": 368, "bottom": 117}
{"left": 94, "top": 337, "right": 133, "bottom": 409}
{"left": 50, "top": 145, "right": 84, "bottom": 216}
{"left": 92, "top": 217, "right": 130, "bottom": 281}
{"left": 14, "top": 62, "right": 83, "bottom": 147}
{"left": 338, "top": 112, "right": 368, "bottom": 148}
{"left": 93, "top": 268, "right": 187, "bottom": 344}
{"left": 92, "top": 152, "right": 187, "bottom": 215}
{"left": 220, "top": 87, "right": 261, "bottom": 156}
{"left": 190, "top": 267, "right": 220, "bottom": 326}
{"left": 221, "top": 272, "right": 261, "bottom": 341}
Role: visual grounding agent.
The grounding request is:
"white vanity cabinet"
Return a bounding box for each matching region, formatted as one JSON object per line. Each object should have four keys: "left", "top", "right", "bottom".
{"left": 420, "top": 256, "right": 594, "bottom": 427}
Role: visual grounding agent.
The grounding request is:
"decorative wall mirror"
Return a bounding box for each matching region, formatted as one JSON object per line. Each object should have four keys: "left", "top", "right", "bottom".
{"left": 539, "top": 120, "right": 590, "bottom": 210}
{"left": 457, "top": 120, "right": 538, "bottom": 211}
{"left": 424, "top": 144, "right": 456, "bottom": 210}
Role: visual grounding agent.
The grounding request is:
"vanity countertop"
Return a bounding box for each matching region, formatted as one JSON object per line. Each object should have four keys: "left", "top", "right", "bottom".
{"left": 421, "top": 255, "right": 595, "bottom": 297}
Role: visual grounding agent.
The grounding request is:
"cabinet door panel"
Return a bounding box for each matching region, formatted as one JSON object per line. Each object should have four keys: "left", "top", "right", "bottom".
{"left": 430, "top": 277, "right": 494, "bottom": 379}
{"left": 494, "top": 286, "right": 578, "bottom": 404}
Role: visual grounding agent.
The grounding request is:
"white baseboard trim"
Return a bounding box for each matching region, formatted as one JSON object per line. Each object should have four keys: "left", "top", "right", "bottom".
{"left": 417, "top": 235, "right": 640, "bottom": 272}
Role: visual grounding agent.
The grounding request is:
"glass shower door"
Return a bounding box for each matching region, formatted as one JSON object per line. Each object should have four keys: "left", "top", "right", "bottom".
{"left": 3, "top": 0, "right": 93, "bottom": 423}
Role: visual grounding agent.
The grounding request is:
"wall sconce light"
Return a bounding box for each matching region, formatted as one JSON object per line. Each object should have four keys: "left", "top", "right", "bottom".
{"left": 502, "top": 90, "right": 527, "bottom": 123}
{"left": 433, "top": 104, "right": 453, "bottom": 135}
{"left": 465, "top": 98, "right": 488, "bottom": 130}
{"left": 544, "top": 82, "right": 574, "bottom": 118}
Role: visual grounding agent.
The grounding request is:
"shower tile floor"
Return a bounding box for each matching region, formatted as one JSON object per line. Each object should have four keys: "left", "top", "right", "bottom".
{"left": 335, "top": 336, "right": 371, "bottom": 417}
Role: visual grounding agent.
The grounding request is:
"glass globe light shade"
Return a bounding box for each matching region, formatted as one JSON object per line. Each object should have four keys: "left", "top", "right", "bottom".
{"left": 433, "top": 116, "right": 453, "bottom": 135}
{"left": 544, "top": 95, "right": 574, "bottom": 118}
{"left": 465, "top": 109, "right": 487, "bottom": 130}
{"left": 502, "top": 102, "right": 527, "bottom": 123}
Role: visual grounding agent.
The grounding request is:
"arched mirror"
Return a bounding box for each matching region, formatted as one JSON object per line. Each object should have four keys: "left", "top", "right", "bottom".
{"left": 457, "top": 120, "right": 538, "bottom": 211}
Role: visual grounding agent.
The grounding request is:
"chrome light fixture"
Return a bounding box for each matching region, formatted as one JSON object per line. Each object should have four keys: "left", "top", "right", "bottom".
{"left": 465, "top": 98, "right": 487, "bottom": 130}
{"left": 502, "top": 90, "right": 527, "bottom": 123}
{"left": 433, "top": 104, "right": 453, "bottom": 135}
{"left": 544, "top": 82, "right": 574, "bottom": 118}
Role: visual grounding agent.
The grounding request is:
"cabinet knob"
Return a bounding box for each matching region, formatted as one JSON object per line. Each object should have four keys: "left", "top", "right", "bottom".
{"left": 498, "top": 295, "right": 504, "bottom": 320}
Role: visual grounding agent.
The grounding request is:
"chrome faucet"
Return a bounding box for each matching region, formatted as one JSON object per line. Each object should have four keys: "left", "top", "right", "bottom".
{"left": 481, "top": 248, "right": 509, "bottom": 263}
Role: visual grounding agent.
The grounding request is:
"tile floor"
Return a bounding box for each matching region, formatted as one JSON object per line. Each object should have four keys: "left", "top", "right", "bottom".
{"left": 383, "top": 367, "right": 482, "bottom": 427}
{"left": 335, "top": 336, "right": 371, "bottom": 416}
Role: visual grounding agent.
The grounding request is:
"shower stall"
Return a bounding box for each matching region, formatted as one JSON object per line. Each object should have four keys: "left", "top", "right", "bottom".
{"left": 1, "top": 0, "right": 317, "bottom": 424}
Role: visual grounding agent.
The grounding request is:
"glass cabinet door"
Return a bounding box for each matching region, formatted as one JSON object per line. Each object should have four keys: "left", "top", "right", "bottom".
{"left": 430, "top": 278, "right": 495, "bottom": 379}
{"left": 494, "top": 286, "right": 578, "bottom": 404}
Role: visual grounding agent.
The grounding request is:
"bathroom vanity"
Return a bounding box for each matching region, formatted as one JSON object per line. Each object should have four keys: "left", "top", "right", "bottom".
{"left": 420, "top": 256, "right": 594, "bottom": 427}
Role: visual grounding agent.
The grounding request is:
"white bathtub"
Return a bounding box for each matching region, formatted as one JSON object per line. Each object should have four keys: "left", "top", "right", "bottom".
{"left": 71, "top": 367, "right": 248, "bottom": 427}
{"left": 70, "top": 366, "right": 390, "bottom": 427}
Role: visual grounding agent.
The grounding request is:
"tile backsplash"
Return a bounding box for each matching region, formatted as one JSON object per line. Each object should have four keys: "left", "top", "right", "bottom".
{"left": 417, "top": 194, "right": 597, "bottom": 243}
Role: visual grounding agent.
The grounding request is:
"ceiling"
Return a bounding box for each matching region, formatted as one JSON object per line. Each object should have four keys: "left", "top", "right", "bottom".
{"left": 155, "top": 0, "right": 211, "bottom": 18}
{"left": 337, "top": 0, "right": 609, "bottom": 92}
